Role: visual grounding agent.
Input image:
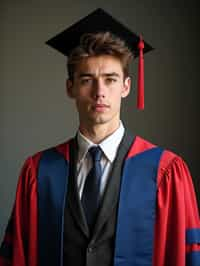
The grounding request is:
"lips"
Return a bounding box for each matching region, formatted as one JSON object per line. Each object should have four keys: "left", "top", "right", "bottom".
{"left": 95, "top": 104, "right": 109, "bottom": 107}
{"left": 92, "top": 103, "right": 109, "bottom": 112}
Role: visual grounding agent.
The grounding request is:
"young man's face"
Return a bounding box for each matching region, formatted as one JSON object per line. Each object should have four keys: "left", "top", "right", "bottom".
{"left": 67, "top": 55, "right": 131, "bottom": 131}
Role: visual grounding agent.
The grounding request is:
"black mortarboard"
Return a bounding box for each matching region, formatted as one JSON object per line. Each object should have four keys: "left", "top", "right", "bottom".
{"left": 46, "top": 8, "right": 154, "bottom": 109}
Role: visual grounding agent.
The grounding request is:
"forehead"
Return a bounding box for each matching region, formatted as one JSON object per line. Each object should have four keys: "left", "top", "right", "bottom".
{"left": 75, "top": 55, "right": 124, "bottom": 76}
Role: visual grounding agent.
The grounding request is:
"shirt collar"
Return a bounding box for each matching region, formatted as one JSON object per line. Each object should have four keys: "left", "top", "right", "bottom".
{"left": 77, "top": 131, "right": 94, "bottom": 163}
{"left": 77, "top": 121, "right": 125, "bottom": 163}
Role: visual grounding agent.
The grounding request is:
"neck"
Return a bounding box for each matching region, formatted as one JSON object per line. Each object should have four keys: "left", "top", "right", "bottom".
{"left": 79, "top": 121, "right": 120, "bottom": 144}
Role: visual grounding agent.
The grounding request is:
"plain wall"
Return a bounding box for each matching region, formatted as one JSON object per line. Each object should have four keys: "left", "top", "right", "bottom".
{"left": 1, "top": 0, "right": 199, "bottom": 242}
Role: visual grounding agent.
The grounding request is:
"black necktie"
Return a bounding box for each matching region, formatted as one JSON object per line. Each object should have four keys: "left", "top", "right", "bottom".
{"left": 81, "top": 146, "right": 102, "bottom": 231}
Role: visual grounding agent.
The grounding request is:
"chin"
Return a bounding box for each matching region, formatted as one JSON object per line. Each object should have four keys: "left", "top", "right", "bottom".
{"left": 89, "top": 114, "right": 116, "bottom": 126}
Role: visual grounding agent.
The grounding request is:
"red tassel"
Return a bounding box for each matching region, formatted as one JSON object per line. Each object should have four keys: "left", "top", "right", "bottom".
{"left": 137, "top": 35, "right": 145, "bottom": 110}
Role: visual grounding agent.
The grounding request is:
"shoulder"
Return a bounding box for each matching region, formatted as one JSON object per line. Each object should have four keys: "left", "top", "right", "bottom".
{"left": 126, "top": 135, "right": 156, "bottom": 158}
{"left": 129, "top": 134, "right": 180, "bottom": 161}
{"left": 31, "top": 139, "right": 71, "bottom": 162}
{"left": 128, "top": 135, "right": 187, "bottom": 182}
{"left": 20, "top": 139, "right": 72, "bottom": 179}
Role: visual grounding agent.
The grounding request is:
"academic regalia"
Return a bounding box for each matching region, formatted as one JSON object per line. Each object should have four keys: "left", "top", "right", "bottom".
{"left": 0, "top": 134, "right": 200, "bottom": 266}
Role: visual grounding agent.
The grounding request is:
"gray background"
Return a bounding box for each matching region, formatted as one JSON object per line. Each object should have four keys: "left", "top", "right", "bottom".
{"left": 0, "top": 0, "right": 199, "bottom": 242}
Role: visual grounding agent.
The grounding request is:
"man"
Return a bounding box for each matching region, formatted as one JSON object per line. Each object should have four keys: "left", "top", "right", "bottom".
{"left": 0, "top": 8, "right": 200, "bottom": 266}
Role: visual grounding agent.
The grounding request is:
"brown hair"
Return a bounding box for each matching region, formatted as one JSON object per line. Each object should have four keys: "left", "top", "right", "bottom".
{"left": 67, "top": 32, "right": 133, "bottom": 81}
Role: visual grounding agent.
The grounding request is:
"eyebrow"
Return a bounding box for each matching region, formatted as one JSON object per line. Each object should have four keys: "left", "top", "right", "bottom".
{"left": 78, "top": 72, "right": 120, "bottom": 78}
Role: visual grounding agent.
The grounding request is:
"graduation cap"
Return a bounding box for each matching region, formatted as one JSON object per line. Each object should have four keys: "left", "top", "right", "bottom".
{"left": 46, "top": 8, "right": 154, "bottom": 110}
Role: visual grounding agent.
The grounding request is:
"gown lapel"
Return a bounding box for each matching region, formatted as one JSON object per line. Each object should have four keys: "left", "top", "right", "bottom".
{"left": 67, "top": 138, "right": 90, "bottom": 237}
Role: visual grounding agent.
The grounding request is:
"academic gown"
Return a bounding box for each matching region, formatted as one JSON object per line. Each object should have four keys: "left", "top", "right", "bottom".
{"left": 0, "top": 135, "right": 200, "bottom": 266}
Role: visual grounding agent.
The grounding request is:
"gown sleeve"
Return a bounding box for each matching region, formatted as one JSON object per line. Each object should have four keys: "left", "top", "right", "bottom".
{"left": 153, "top": 152, "right": 200, "bottom": 266}
{"left": 0, "top": 155, "right": 40, "bottom": 266}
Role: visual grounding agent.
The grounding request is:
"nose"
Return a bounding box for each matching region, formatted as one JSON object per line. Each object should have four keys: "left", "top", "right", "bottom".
{"left": 93, "top": 79, "right": 105, "bottom": 99}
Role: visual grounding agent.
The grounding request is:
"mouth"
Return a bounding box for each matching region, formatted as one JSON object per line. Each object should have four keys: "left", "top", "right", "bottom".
{"left": 92, "top": 103, "right": 110, "bottom": 112}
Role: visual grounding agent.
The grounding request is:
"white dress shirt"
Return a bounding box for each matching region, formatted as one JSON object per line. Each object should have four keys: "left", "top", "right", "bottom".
{"left": 76, "top": 122, "right": 125, "bottom": 199}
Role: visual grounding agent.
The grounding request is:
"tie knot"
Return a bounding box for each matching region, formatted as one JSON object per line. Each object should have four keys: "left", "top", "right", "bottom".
{"left": 89, "top": 146, "right": 102, "bottom": 162}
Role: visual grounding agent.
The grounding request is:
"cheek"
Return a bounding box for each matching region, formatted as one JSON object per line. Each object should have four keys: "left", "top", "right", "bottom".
{"left": 110, "top": 87, "right": 123, "bottom": 102}
{"left": 75, "top": 96, "right": 89, "bottom": 111}
{"left": 76, "top": 86, "right": 92, "bottom": 100}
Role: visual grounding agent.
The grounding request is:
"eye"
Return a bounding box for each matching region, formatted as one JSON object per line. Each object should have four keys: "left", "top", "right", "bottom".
{"left": 106, "top": 78, "right": 117, "bottom": 84}
{"left": 80, "top": 78, "right": 93, "bottom": 85}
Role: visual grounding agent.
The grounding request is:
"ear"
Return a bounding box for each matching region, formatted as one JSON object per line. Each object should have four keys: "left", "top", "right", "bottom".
{"left": 66, "top": 79, "right": 75, "bottom": 98}
{"left": 121, "top": 77, "right": 131, "bottom": 98}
